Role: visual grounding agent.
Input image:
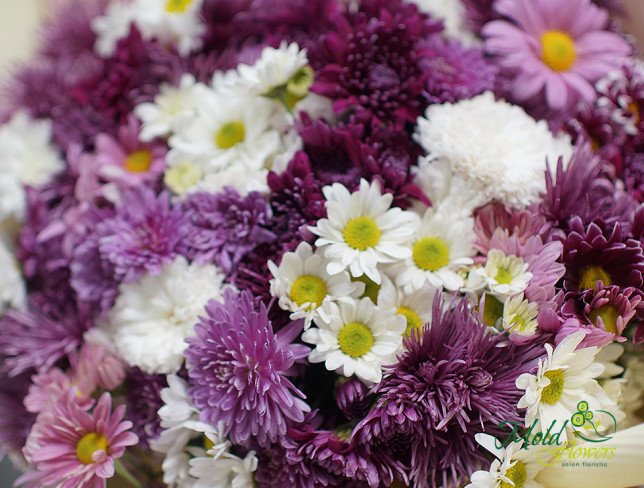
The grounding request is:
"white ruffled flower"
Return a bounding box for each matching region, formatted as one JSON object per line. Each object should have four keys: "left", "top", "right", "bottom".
{"left": 391, "top": 207, "right": 475, "bottom": 293}
{"left": 465, "top": 433, "right": 549, "bottom": 488}
{"left": 268, "top": 242, "right": 363, "bottom": 327}
{"left": 93, "top": 0, "right": 205, "bottom": 57}
{"left": 310, "top": 179, "right": 417, "bottom": 284}
{"left": 302, "top": 298, "right": 406, "bottom": 384}
{"left": 106, "top": 257, "right": 225, "bottom": 374}
{"left": 0, "top": 238, "right": 26, "bottom": 313}
{"left": 516, "top": 331, "right": 618, "bottom": 441}
{"left": 502, "top": 293, "right": 539, "bottom": 338}
{"left": 409, "top": 0, "right": 479, "bottom": 46}
{"left": 189, "top": 432, "right": 257, "bottom": 488}
{"left": 377, "top": 275, "right": 436, "bottom": 339}
{"left": 0, "top": 112, "right": 63, "bottom": 222}
{"left": 479, "top": 249, "right": 533, "bottom": 301}
{"left": 135, "top": 74, "right": 200, "bottom": 141}
{"left": 414, "top": 92, "right": 573, "bottom": 210}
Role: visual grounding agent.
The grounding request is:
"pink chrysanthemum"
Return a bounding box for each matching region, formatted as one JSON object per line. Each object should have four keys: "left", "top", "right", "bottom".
{"left": 483, "top": 0, "right": 631, "bottom": 111}
{"left": 20, "top": 392, "right": 138, "bottom": 488}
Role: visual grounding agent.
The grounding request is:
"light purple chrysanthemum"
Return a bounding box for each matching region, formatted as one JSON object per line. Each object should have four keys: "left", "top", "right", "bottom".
{"left": 0, "top": 371, "right": 36, "bottom": 455}
{"left": 185, "top": 289, "right": 310, "bottom": 447}
{"left": 180, "top": 188, "right": 275, "bottom": 275}
{"left": 353, "top": 296, "right": 542, "bottom": 488}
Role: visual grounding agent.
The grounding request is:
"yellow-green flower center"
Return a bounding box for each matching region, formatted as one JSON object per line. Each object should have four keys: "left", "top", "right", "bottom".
{"left": 541, "top": 30, "right": 576, "bottom": 72}
{"left": 165, "top": 0, "right": 195, "bottom": 13}
{"left": 76, "top": 432, "right": 108, "bottom": 465}
{"left": 215, "top": 120, "right": 246, "bottom": 149}
{"left": 500, "top": 461, "right": 528, "bottom": 488}
{"left": 125, "top": 149, "right": 153, "bottom": 173}
{"left": 588, "top": 304, "right": 620, "bottom": 335}
{"left": 290, "top": 274, "right": 328, "bottom": 309}
{"left": 413, "top": 237, "right": 450, "bottom": 272}
{"left": 353, "top": 275, "right": 380, "bottom": 303}
{"left": 164, "top": 161, "right": 202, "bottom": 194}
{"left": 338, "top": 321, "right": 374, "bottom": 358}
{"left": 203, "top": 435, "right": 215, "bottom": 451}
{"left": 343, "top": 217, "right": 381, "bottom": 250}
{"left": 579, "top": 265, "right": 612, "bottom": 290}
{"left": 482, "top": 295, "right": 504, "bottom": 328}
{"left": 398, "top": 306, "right": 423, "bottom": 339}
{"left": 541, "top": 369, "right": 565, "bottom": 405}
{"left": 495, "top": 267, "right": 514, "bottom": 285}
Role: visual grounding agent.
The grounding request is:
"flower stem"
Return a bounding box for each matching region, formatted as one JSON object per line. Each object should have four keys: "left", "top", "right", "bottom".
{"left": 114, "top": 460, "right": 142, "bottom": 488}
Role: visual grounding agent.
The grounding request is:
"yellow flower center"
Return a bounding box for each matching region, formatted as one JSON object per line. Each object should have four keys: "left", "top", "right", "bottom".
{"left": 628, "top": 101, "right": 640, "bottom": 126}
{"left": 500, "top": 461, "right": 528, "bottom": 488}
{"left": 412, "top": 237, "right": 450, "bottom": 271}
{"left": 541, "top": 30, "right": 576, "bottom": 72}
{"left": 579, "top": 265, "right": 612, "bottom": 290}
{"left": 495, "top": 267, "right": 514, "bottom": 285}
{"left": 290, "top": 275, "right": 328, "bottom": 309}
{"left": 203, "top": 435, "right": 215, "bottom": 451}
{"left": 482, "top": 295, "right": 504, "bottom": 328}
{"left": 76, "top": 432, "right": 108, "bottom": 465}
{"left": 165, "top": 0, "right": 195, "bottom": 13}
{"left": 287, "top": 66, "right": 315, "bottom": 99}
{"left": 343, "top": 217, "right": 381, "bottom": 250}
{"left": 215, "top": 120, "right": 246, "bottom": 149}
{"left": 338, "top": 321, "right": 374, "bottom": 358}
{"left": 164, "top": 161, "right": 202, "bottom": 194}
{"left": 398, "top": 306, "right": 423, "bottom": 339}
{"left": 588, "top": 304, "right": 620, "bottom": 334}
{"left": 541, "top": 369, "right": 565, "bottom": 405}
{"left": 124, "top": 149, "right": 153, "bottom": 173}
{"left": 353, "top": 275, "right": 381, "bottom": 303}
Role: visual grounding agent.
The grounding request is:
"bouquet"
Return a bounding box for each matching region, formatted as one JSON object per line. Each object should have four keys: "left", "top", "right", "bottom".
{"left": 0, "top": 0, "right": 642, "bottom": 487}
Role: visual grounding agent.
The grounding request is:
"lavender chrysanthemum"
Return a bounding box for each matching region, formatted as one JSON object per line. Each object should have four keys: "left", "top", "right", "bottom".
{"left": 353, "top": 296, "right": 541, "bottom": 488}
{"left": 185, "top": 289, "right": 310, "bottom": 447}
{"left": 181, "top": 188, "right": 275, "bottom": 275}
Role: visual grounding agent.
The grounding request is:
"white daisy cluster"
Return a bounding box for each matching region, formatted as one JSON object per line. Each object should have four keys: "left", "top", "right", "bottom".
{"left": 152, "top": 375, "right": 257, "bottom": 488}
{"left": 409, "top": 0, "right": 479, "bottom": 47}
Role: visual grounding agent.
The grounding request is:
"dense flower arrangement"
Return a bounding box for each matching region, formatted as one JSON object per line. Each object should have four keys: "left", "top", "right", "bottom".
{"left": 0, "top": 0, "right": 643, "bottom": 487}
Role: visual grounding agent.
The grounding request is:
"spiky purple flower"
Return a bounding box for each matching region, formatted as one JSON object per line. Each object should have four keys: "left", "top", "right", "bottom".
{"left": 353, "top": 297, "right": 541, "bottom": 488}
{"left": 180, "top": 188, "right": 275, "bottom": 275}
{"left": 334, "top": 377, "right": 371, "bottom": 421}
{"left": 124, "top": 368, "right": 168, "bottom": 448}
{"left": 185, "top": 289, "right": 310, "bottom": 447}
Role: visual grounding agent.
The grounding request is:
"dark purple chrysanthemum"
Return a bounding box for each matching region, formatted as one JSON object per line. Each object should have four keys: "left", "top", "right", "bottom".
{"left": 561, "top": 217, "right": 644, "bottom": 293}
{"left": 0, "top": 297, "right": 90, "bottom": 377}
{"left": 313, "top": 0, "right": 441, "bottom": 124}
{"left": 70, "top": 188, "right": 184, "bottom": 312}
{"left": 623, "top": 150, "right": 644, "bottom": 203}
{"left": 419, "top": 35, "right": 496, "bottom": 104}
{"left": 125, "top": 368, "right": 168, "bottom": 448}
{"left": 353, "top": 296, "right": 541, "bottom": 488}
{"left": 0, "top": 371, "right": 36, "bottom": 455}
{"left": 180, "top": 188, "right": 275, "bottom": 275}
{"left": 334, "top": 377, "right": 371, "bottom": 421}
{"left": 185, "top": 289, "right": 310, "bottom": 447}
{"left": 561, "top": 284, "right": 642, "bottom": 347}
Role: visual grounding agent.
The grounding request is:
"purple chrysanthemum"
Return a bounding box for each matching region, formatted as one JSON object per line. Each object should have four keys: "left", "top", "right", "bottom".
{"left": 353, "top": 297, "right": 541, "bottom": 488}
{"left": 561, "top": 217, "right": 644, "bottom": 293}
{"left": 624, "top": 150, "right": 644, "bottom": 203}
{"left": 124, "top": 368, "right": 168, "bottom": 448}
{"left": 419, "top": 35, "right": 496, "bottom": 104}
{"left": 334, "top": 377, "right": 371, "bottom": 421}
{"left": 180, "top": 188, "right": 275, "bottom": 275}
{"left": 0, "top": 371, "right": 36, "bottom": 455}
{"left": 313, "top": 0, "right": 441, "bottom": 124}
{"left": 185, "top": 289, "right": 310, "bottom": 447}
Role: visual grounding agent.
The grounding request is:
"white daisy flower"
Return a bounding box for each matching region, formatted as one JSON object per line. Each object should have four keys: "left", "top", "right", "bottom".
{"left": 135, "top": 74, "right": 200, "bottom": 141}
{"left": 516, "top": 331, "right": 618, "bottom": 441}
{"left": 377, "top": 275, "right": 436, "bottom": 339}
{"left": 91, "top": 1, "right": 137, "bottom": 57}
{"left": 0, "top": 238, "right": 26, "bottom": 314}
{"left": 302, "top": 298, "right": 406, "bottom": 384}
{"left": 391, "top": 207, "right": 475, "bottom": 293}
{"left": 480, "top": 249, "right": 533, "bottom": 301}
{"left": 410, "top": 0, "right": 479, "bottom": 47}
{"left": 465, "top": 433, "right": 549, "bottom": 488}
{"left": 0, "top": 112, "right": 63, "bottom": 223}
{"left": 189, "top": 433, "right": 257, "bottom": 488}
{"left": 502, "top": 293, "right": 539, "bottom": 338}
{"left": 105, "top": 257, "right": 226, "bottom": 374}
{"left": 414, "top": 92, "right": 573, "bottom": 210}
{"left": 268, "top": 242, "right": 363, "bottom": 328}
{"left": 310, "top": 179, "right": 417, "bottom": 284}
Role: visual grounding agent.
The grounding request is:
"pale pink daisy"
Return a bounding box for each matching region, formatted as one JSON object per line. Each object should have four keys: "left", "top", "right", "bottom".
{"left": 483, "top": 0, "right": 631, "bottom": 110}
{"left": 20, "top": 393, "right": 138, "bottom": 488}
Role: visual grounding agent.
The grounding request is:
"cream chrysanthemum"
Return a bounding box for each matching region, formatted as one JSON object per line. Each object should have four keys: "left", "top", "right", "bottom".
{"left": 106, "top": 257, "right": 226, "bottom": 374}
{"left": 410, "top": 0, "right": 479, "bottom": 46}
{"left": 302, "top": 298, "right": 406, "bottom": 384}
{"left": 502, "top": 293, "right": 539, "bottom": 338}
{"left": 268, "top": 242, "right": 363, "bottom": 327}
{"left": 391, "top": 208, "right": 475, "bottom": 292}
{"left": 135, "top": 74, "right": 200, "bottom": 141}
{"left": 516, "top": 331, "right": 618, "bottom": 441}
{"left": 376, "top": 275, "right": 436, "bottom": 340}
{"left": 0, "top": 112, "right": 63, "bottom": 223}
{"left": 189, "top": 432, "right": 257, "bottom": 488}
{"left": 480, "top": 249, "right": 533, "bottom": 301}
{"left": 310, "top": 179, "right": 416, "bottom": 284}
{"left": 414, "top": 92, "right": 573, "bottom": 210}
{"left": 465, "top": 434, "right": 549, "bottom": 488}
{"left": 0, "top": 238, "right": 26, "bottom": 314}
